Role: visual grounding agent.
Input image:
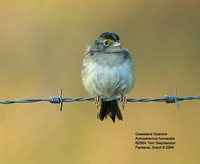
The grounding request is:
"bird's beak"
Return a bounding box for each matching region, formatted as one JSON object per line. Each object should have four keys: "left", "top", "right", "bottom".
{"left": 112, "top": 42, "right": 121, "bottom": 47}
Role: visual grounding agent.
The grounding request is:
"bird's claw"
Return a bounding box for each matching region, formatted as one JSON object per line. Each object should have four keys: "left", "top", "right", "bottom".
{"left": 94, "top": 96, "right": 102, "bottom": 109}
{"left": 119, "top": 94, "right": 127, "bottom": 110}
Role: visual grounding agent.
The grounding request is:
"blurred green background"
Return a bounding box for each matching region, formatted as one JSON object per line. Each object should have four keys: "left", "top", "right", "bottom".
{"left": 0, "top": 0, "right": 200, "bottom": 163}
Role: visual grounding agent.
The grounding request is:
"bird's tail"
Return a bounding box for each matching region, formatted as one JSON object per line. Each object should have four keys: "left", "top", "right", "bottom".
{"left": 97, "top": 100, "right": 123, "bottom": 123}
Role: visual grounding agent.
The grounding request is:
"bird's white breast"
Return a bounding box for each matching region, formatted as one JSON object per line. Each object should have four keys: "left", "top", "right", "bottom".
{"left": 82, "top": 56, "right": 134, "bottom": 98}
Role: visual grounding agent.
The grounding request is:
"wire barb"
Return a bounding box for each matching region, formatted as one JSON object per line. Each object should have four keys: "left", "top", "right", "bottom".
{"left": 164, "top": 88, "right": 180, "bottom": 107}
{"left": 49, "top": 89, "right": 63, "bottom": 111}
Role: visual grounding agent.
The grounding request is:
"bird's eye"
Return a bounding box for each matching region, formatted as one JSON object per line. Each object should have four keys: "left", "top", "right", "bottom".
{"left": 103, "top": 40, "right": 110, "bottom": 47}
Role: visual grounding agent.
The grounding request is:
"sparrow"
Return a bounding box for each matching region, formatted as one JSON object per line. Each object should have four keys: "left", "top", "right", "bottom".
{"left": 81, "top": 32, "right": 135, "bottom": 122}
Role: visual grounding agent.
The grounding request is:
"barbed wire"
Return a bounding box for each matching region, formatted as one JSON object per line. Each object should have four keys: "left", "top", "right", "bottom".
{"left": 0, "top": 89, "right": 199, "bottom": 111}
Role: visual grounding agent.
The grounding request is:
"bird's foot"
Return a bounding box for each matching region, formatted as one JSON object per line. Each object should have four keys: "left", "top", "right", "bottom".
{"left": 94, "top": 96, "right": 102, "bottom": 109}
{"left": 119, "top": 94, "right": 127, "bottom": 110}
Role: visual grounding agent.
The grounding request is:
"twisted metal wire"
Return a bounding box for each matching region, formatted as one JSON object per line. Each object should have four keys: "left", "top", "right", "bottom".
{"left": 0, "top": 89, "right": 199, "bottom": 111}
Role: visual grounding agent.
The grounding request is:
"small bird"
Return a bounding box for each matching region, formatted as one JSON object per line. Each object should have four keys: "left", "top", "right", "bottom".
{"left": 81, "top": 32, "right": 135, "bottom": 122}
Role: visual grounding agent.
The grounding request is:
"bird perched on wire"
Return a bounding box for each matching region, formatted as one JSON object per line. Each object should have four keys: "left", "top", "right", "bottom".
{"left": 81, "top": 32, "right": 135, "bottom": 122}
